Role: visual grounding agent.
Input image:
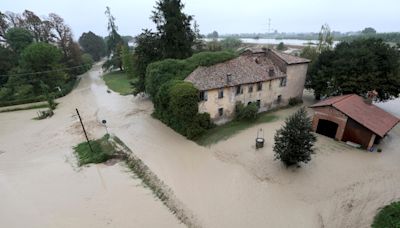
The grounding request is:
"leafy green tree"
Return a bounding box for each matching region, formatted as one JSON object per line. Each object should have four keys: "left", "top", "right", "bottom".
{"left": 274, "top": 107, "right": 316, "bottom": 167}
{"left": 0, "top": 46, "right": 16, "bottom": 86}
{"left": 133, "top": 29, "right": 161, "bottom": 94}
{"left": 121, "top": 46, "right": 135, "bottom": 79}
{"left": 104, "top": 7, "right": 125, "bottom": 70}
{"left": 151, "top": 0, "right": 195, "bottom": 59}
{"left": 276, "top": 42, "right": 286, "bottom": 51}
{"left": 5, "top": 27, "right": 33, "bottom": 54}
{"left": 317, "top": 23, "right": 333, "bottom": 52}
{"left": 19, "top": 42, "right": 65, "bottom": 93}
{"left": 235, "top": 102, "right": 258, "bottom": 121}
{"left": 220, "top": 37, "right": 242, "bottom": 50}
{"left": 309, "top": 38, "right": 400, "bottom": 101}
{"left": 300, "top": 46, "right": 319, "bottom": 88}
{"left": 362, "top": 27, "right": 377, "bottom": 35}
{"left": 78, "top": 31, "right": 106, "bottom": 61}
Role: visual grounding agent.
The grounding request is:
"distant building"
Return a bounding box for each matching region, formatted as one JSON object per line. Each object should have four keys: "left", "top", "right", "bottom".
{"left": 310, "top": 94, "right": 400, "bottom": 150}
{"left": 185, "top": 48, "right": 310, "bottom": 124}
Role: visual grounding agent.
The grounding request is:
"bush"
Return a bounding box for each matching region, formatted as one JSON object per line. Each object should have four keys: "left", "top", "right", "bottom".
{"left": 154, "top": 81, "right": 212, "bottom": 139}
{"left": 235, "top": 102, "right": 258, "bottom": 121}
{"left": 288, "top": 97, "right": 303, "bottom": 106}
{"left": 372, "top": 201, "right": 400, "bottom": 228}
{"left": 145, "top": 51, "right": 236, "bottom": 98}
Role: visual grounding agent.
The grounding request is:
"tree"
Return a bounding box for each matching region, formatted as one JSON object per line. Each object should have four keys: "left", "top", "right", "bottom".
{"left": 0, "top": 46, "right": 16, "bottom": 86}
{"left": 220, "top": 37, "right": 242, "bottom": 50}
{"left": 274, "top": 107, "right": 316, "bottom": 167}
{"left": 207, "top": 30, "right": 219, "bottom": 39}
{"left": 193, "top": 20, "right": 205, "bottom": 52}
{"left": 48, "top": 13, "right": 73, "bottom": 60}
{"left": 317, "top": 23, "right": 333, "bottom": 52}
{"left": 19, "top": 42, "right": 65, "bottom": 93}
{"left": 104, "top": 6, "right": 125, "bottom": 70}
{"left": 78, "top": 31, "right": 106, "bottom": 61}
{"left": 151, "top": 0, "right": 195, "bottom": 59}
{"left": 300, "top": 46, "right": 319, "bottom": 88}
{"left": 121, "top": 46, "right": 135, "bottom": 79}
{"left": 309, "top": 38, "right": 400, "bottom": 101}
{"left": 133, "top": 29, "right": 161, "bottom": 93}
{"left": 362, "top": 27, "right": 377, "bottom": 35}
{"left": 5, "top": 27, "right": 33, "bottom": 54}
{"left": 276, "top": 42, "right": 286, "bottom": 51}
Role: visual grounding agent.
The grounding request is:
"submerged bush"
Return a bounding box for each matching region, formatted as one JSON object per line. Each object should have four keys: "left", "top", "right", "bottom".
{"left": 235, "top": 102, "right": 258, "bottom": 121}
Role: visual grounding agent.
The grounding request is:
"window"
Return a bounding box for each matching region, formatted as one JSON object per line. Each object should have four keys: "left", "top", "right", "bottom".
{"left": 248, "top": 85, "right": 253, "bottom": 93}
{"left": 279, "top": 78, "right": 287, "bottom": 87}
{"left": 199, "top": 91, "right": 208, "bottom": 101}
{"left": 236, "top": 85, "right": 243, "bottom": 95}
{"left": 256, "top": 100, "right": 261, "bottom": 108}
{"left": 277, "top": 95, "right": 282, "bottom": 103}
{"left": 218, "top": 88, "right": 224, "bottom": 99}
{"left": 218, "top": 108, "right": 224, "bottom": 117}
{"left": 257, "top": 82, "right": 263, "bottom": 91}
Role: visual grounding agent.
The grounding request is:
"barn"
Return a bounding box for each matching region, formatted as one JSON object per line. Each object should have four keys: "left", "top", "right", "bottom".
{"left": 310, "top": 94, "right": 399, "bottom": 150}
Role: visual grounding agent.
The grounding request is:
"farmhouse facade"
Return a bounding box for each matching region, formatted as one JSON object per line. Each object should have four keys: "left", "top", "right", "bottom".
{"left": 310, "top": 94, "right": 400, "bottom": 150}
{"left": 185, "top": 48, "right": 310, "bottom": 124}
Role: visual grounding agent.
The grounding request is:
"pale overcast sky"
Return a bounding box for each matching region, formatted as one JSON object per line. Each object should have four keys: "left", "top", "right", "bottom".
{"left": 1, "top": 0, "right": 399, "bottom": 39}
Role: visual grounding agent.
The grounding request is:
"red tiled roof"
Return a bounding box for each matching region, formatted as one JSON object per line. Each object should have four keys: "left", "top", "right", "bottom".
{"left": 185, "top": 55, "right": 286, "bottom": 91}
{"left": 311, "top": 94, "right": 400, "bottom": 137}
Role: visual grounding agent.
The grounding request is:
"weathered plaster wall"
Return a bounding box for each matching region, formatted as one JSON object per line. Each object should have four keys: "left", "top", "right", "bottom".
{"left": 282, "top": 63, "right": 308, "bottom": 101}
{"left": 199, "top": 78, "right": 286, "bottom": 124}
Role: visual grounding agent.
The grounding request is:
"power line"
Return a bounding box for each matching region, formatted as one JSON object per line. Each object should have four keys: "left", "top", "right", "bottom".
{"left": 0, "top": 63, "right": 94, "bottom": 78}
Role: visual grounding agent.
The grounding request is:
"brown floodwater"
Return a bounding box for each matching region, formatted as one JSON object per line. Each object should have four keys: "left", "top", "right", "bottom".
{"left": 1, "top": 63, "right": 400, "bottom": 228}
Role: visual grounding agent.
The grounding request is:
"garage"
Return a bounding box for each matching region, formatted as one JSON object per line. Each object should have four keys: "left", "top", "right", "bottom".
{"left": 316, "top": 119, "right": 338, "bottom": 139}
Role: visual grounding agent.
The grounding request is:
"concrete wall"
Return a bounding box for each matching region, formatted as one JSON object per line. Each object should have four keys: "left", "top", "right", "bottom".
{"left": 282, "top": 63, "right": 308, "bottom": 101}
{"left": 199, "top": 78, "right": 286, "bottom": 124}
{"left": 312, "top": 106, "right": 348, "bottom": 140}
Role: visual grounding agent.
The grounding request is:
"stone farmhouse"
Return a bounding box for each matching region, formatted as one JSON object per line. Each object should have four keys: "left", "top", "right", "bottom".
{"left": 185, "top": 48, "right": 310, "bottom": 124}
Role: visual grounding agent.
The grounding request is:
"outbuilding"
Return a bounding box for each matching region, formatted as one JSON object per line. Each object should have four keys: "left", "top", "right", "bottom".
{"left": 310, "top": 94, "right": 399, "bottom": 150}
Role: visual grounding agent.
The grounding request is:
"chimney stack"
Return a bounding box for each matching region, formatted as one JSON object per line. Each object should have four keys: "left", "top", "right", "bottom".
{"left": 268, "top": 67, "right": 275, "bottom": 77}
{"left": 365, "top": 90, "right": 378, "bottom": 104}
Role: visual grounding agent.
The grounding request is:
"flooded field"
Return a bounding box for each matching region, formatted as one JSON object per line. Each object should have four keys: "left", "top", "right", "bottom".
{"left": 1, "top": 63, "right": 400, "bottom": 228}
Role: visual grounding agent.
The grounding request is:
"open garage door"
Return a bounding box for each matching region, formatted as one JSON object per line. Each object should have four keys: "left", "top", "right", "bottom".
{"left": 316, "top": 119, "right": 338, "bottom": 139}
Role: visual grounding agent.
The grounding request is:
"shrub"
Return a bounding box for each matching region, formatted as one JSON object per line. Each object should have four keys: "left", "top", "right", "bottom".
{"left": 145, "top": 51, "right": 236, "bottom": 98}
{"left": 288, "top": 97, "right": 303, "bottom": 106}
{"left": 235, "top": 102, "right": 258, "bottom": 121}
{"left": 372, "top": 201, "right": 400, "bottom": 228}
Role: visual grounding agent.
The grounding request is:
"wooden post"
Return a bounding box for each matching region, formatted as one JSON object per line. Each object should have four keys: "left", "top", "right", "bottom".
{"left": 76, "top": 108, "right": 94, "bottom": 153}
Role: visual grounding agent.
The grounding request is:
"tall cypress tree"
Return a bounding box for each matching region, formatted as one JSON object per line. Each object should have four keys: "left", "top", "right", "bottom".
{"left": 151, "top": 0, "right": 195, "bottom": 59}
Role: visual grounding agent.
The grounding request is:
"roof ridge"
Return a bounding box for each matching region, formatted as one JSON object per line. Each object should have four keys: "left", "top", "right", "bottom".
{"left": 332, "top": 94, "right": 355, "bottom": 105}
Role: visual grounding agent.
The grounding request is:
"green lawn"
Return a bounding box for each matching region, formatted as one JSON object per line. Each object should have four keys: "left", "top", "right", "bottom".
{"left": 372, "top": 201, "right": 400, "bottom": 228}
{"left": 103, "top": 71, "right": 134, "bottom": 95}
{"left": 73, "top": 134, "right": 117, "bottom": 166}
{"left": 195, "top": 112, "right": 278, "bottom": 146}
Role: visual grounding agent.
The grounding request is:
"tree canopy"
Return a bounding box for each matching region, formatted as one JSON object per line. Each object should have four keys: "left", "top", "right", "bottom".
{"left": 151, "top": 0, "right": 195, "bottom": 59}
{"left": 5, "top": 27, "right": 33, "bottom": 54}
{"left": 309, "top": 38, "right": 400, "bottom": 101}
{"left": 78, "top": 31, "right": 106, "bottom": 61}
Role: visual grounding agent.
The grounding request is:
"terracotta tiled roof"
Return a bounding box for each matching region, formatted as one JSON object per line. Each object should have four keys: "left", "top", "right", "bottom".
{"left": 185, "top": 55, "right": 286, "bottom": 91}
{"left": 311, "top": 94, "right": 400, "bottom": 137}
{"left": 269, "top": 49, "right": 311, "bottom": 65}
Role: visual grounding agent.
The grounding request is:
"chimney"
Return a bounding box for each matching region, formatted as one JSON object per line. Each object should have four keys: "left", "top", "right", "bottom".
{"left": 365, "top": 90, "right": 378, "bottom": 104}
{"left": 268, "top": 67, "right": 275, "bottom": 77}
{"left": 226, "top": 73, "right": 232, "bottom": 84}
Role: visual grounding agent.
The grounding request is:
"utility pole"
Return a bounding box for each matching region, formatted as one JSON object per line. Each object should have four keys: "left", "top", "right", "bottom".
{"left": 267, "top": 18, "right": 271, "bottom": 38}
{"left": 76, "top": 108, "right": 94, "bottom": 153}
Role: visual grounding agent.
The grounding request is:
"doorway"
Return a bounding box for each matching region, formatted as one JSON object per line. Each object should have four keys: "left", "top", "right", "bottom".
{"left": 316, "top": 119, "right": 338, "bottom": 139}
